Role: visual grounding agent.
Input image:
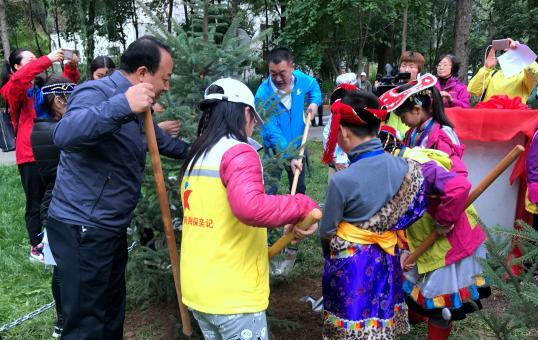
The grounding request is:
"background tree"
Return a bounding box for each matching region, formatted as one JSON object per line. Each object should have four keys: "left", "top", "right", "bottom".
{"left": 453, "top": 0, "right": 472, "bottom": 82}
{"left": 127, "top": 0, "right": 269, "bottom": 305}
{"left": 0, "top": 0, "right": 10, "bottom": 57}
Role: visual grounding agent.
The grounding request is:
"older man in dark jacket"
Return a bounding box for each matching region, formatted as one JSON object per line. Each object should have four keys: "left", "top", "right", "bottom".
{"left": 47, "top": 36, "right": 188, "bottom": 340}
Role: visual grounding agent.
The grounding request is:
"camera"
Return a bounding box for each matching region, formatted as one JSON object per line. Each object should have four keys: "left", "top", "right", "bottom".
{"left": 375, "top": 72, "right": 411, "bottom": 96}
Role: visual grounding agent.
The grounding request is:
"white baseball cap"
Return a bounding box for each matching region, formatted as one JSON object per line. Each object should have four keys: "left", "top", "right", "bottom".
{"left": 361, "top": 72, "right": 367, "bottom": 76}
{"left": 203, "top": 78, "right": 264, "bottom": 124}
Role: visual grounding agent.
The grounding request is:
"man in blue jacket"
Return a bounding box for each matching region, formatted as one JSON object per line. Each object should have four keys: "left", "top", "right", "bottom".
{"left": 46, "top": 36, "right": 189, "bottom": 340}
{"left": 256, "top": 48, "right": 322, "bottom": 194}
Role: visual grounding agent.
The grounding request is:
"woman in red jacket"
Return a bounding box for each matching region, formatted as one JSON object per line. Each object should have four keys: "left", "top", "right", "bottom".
{"left": 1, "top": 48, "right": 79, "bottom": 262}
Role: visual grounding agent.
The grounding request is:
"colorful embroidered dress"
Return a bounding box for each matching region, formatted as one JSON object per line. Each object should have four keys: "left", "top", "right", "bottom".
{"left": 392, "top": 146, "right": 491, "bottom": 321}
{"left": 321, "top": 139, "right": 430, "bottom": 340}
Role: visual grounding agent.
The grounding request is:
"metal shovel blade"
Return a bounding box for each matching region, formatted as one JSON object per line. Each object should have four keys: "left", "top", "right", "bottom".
{"left": 270, "top": 248, "right": 298, "bottom": 276}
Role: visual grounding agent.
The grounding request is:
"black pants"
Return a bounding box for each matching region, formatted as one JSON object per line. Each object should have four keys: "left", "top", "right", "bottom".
{"left": 52, "top": 266, "right": 63, "bottom": 328}
{"left": 18, "top": 162, "right": 46, "bottom": 247}
{"left": 317, "top": 104, "right": 324, "bottom": 125}
{"left": 265, "top": 154, "right": 307, "bottom": 195}
{"left": 47, "top": 217, "right": 127, "bottom": 340}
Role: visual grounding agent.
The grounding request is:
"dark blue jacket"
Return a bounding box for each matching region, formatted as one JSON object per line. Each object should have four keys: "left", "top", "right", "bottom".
{"left": 48, "top": 71, "right": 189, "bottom": 232}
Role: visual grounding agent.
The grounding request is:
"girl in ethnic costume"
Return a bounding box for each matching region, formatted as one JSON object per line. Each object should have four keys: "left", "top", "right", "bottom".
{"left": 179, "top": 78, "right": 318, "bottom": 340}
{"left": 380, "top": 79, "right": 491, "bottom": 340}
{"left": 381, "top": 74, "right": 467, "bottom": 177}
{"left": 319, "top": 86, "right": 473, "bottom": 340}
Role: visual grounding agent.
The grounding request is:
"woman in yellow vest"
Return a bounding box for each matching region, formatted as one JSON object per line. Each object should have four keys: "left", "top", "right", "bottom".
{"left": 468, "top": 39, "right": 538, "bottom": 104}
{"left": 179, "top": 78, "right": 319, "bottom": 340}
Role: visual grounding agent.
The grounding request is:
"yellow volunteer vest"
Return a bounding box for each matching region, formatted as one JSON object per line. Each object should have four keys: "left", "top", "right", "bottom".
{"left": 180, "top": 137, "right": 269, "bottom": 314}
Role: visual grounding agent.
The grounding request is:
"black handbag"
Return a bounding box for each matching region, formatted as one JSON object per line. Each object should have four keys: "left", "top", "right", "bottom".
{"left": 0, "top": 107, "right": 16, "bottom": 152}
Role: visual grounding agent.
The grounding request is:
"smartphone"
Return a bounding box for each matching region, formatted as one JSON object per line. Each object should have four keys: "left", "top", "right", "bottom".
{"left": 484, "top": 45, "right": 494, "bottom": 64}
{"left": 62, "top": 48, "right": 74, "bottom": 60}
{"left": 492, "top": 39, "right": 510, "bottom": 51}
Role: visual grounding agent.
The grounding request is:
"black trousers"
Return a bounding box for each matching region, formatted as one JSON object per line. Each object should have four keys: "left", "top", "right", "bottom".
{"left": 47, "top": 217, "right": 127, "bottom": 340}
{"left": 18, "top": 162, "right": 46, "bottom": 247}
{"left": 265, "top": 154, "right": 307, "bottom": 195}
{"left": 52, "top": 266, "right": 63, "bottom": 328}
{"left": 317, "top": 104, "right": 324, "bottom": 125}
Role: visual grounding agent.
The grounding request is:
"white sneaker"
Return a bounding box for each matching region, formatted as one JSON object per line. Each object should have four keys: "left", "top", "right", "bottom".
{"left": 52, "top": 326, "right": 62, "bottom": 338}
{"left": 29, "top": 244, "right": 44, "bottom": 263}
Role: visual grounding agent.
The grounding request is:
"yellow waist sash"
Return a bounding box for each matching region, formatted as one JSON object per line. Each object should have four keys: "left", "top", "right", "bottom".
{"left": 336, "top": 221, "right": 406, "bottom": 255}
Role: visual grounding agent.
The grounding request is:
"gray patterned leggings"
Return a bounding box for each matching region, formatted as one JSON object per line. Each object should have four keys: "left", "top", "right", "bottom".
{"left": 192, "top": 310, "right": 268, "bottom": 340}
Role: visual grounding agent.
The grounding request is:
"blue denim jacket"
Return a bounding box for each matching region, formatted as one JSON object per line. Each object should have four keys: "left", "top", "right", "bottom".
{"left": 48, "top": 71, "right": 188, "bottom": 232}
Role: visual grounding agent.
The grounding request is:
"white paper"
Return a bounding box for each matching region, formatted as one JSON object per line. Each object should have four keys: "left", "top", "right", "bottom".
{"left": 498, "top": 44, "right": 537, "bottom": 78}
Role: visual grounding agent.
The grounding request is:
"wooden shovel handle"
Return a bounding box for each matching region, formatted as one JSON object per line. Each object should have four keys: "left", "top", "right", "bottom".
{"left": 404, "top": 144, "right": 525, "bottom": 267}
{"left": 290, "top": 111, "right": 313, "bottom": 195}
{"left": 268, "top": 208, "right": 322, "bottom": 258}
{"left": 143, "top": 109, "right": 192, "bottom": 336}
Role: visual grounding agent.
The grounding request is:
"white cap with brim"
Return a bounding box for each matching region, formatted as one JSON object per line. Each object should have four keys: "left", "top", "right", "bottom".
{"left": 203, "top": 78, "right": 264, "bottom": 124}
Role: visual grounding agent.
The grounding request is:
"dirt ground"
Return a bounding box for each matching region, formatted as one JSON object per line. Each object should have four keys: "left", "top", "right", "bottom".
{"left": 268, "top": 277, "right": 323, "bottom": 339}
{"left": 123, "top": 279, "right": 527, "bottom": 340}
{"left": 123, "top": 276, "right": 323, "bottom": 340}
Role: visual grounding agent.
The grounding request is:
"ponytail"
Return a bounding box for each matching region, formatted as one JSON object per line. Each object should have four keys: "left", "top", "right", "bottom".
{"left": 1, "top": 60, "right": 10, "bottom": 88}
{"left": 429, "top": 86, "right": 454, "bottom": 128}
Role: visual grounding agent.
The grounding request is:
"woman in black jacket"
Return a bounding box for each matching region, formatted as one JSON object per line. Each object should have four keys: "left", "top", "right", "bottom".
{"left": 30, "top": 74, "right": 75, "bottom": 338}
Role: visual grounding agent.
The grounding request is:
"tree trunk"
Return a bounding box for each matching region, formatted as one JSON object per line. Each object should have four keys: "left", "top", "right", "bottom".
{"left": 230, "top": 0, "right": 239, "bottom": 16}
{"left": 263, "top": 0, "right": 268, "bottom": 60}
{"left": 0, "top": 0, "right": 10, "bottom": 57}
{"left": 356, "top": 6, "right": 372, "bottom": 75}
{"left": 42, "top": 0, "right": 52, "bottom": 51}
{"left": 202, "top": 0, "right": 208, "bottom": 42}
{"left": 167, "top": 0, "right": 173, "bottom": 33}
{"left": 53, "top": 0, "right": 61, "bottom": 49}
{"left": 279, "top": 2, "right": 286, "bottom": 30}
{"left": 401, "top": 5, "right": 408, "bottom": 55}
{"left": 28, "top": 0, "right": 43, "bottom": 56}
{"left": 453, "top": 0, "right": 472, "bottom": 83}
{"left": 130, "top": 0, "right": 139, "bottom": 39}
{"left": 433, "top": 3, "right": 449, "bottom": 70}
{"left": 83, "top": 0, "right": 96, "bottom": 75}
{"left": 183, "top": 1, "right": 189, "bottom": 25}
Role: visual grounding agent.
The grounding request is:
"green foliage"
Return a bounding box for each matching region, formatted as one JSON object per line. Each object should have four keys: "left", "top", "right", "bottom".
{"left": 468, "top": 0, "right": 538, "bottom": 73}
{"left": 0, "top": 166, "right": 56, "bottom": 339}
{"left": 475, "top": 220, "right": 538, "bottom": 339}
{"left": 127, "top": 0, "right": 270, "bottom": 305}
{"left": 275, "top": 0, "right": 438, "bottom": 79}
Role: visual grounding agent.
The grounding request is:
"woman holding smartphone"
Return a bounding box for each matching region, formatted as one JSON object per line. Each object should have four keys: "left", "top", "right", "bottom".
{"left": 1, "top": 48, "right": 79, "bottom": 262}
{"left": 468, "top": 38, "right": 538, "bottom": 104}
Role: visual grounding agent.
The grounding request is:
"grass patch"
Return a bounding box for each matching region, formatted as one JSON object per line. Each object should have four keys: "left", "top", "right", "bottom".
{"left": 270, "top": 140, "right": 327, "bottom": 279}
{"left": 0, "top": 165, "right": 56, "bottom": 338}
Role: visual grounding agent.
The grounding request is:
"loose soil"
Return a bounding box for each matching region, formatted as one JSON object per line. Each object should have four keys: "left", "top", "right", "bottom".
{"left": 123, "top": 279, "right": 521, "bottom": 340}
{"left": 268, "top": 277, "right": 323, "bottom": 339}
{"left": 123, "top": 276, "right": 323, "bottom": 340}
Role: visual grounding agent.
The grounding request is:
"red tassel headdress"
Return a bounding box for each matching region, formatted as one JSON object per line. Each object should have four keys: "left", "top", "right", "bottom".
{"left": 321, "top": 85, "right": 388, "bottom": 164}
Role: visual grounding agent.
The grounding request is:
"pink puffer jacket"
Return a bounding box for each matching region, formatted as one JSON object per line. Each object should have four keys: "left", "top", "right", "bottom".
{"left": 220, "top": 143, "right": 318, "bottom": 227}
